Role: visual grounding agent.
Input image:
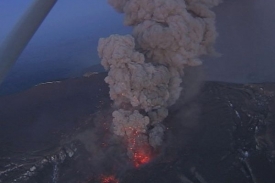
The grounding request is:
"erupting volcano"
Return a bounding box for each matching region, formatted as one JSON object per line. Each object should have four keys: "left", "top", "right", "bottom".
{"left": 98, "top": 0, "right": 220, "bottom": 165}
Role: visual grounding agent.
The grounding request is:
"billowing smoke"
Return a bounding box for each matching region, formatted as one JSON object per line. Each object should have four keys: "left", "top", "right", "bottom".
{"left": 98, "top": 0, "right": 220, "bottom": 162}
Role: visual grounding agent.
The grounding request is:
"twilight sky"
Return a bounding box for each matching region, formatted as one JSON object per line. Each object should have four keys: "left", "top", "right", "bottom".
{"left": 0, "top": 0, "right": 130, "bottom": 68}
{"left": 0, "top": 0, "right": 131, "bottom": 95}
{"left": 0, "top": 0, "right": 274, "bottom": 95}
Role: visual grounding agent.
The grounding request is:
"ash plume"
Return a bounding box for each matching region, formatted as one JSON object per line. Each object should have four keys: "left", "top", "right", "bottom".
{"left": 98, "top": 0, "right": 221, "bottom": 160}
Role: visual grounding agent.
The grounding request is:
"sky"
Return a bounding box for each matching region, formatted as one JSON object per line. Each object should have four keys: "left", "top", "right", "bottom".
{"left": 0, "top": 0, "right": 275, "bottom": 95}
{"left": 0, "top": 0, "right": 131, "bottom": 66}
{"left": 206, "top": 0, "right": 275, "bottom": 83}
{"left": 0, "top": 0, "right": 131, "bottom": 95}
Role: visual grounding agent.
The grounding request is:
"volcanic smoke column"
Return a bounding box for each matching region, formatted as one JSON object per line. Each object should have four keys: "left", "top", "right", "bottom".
{"left": 98, "top": 0, "right": 220, "bottom": 164}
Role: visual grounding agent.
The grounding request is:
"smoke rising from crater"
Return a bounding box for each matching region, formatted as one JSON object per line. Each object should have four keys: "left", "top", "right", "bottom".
{"left": 98, "top": 0, "right": 220, "bottom": 159}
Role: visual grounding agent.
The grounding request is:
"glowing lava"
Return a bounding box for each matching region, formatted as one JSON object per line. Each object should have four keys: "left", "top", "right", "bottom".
{"left": 133, "top": 151, "right": 151, "bottom": 167}
{"left": 125, "top": 128, "right": 153, "bottom": 167}
{"left": 101, "top": 175, "right": 119, "bottom": 183}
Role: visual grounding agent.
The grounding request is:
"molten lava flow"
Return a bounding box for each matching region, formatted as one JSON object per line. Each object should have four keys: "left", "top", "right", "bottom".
{"left": 101, "top": 175, "right": 119, "bottom": 183}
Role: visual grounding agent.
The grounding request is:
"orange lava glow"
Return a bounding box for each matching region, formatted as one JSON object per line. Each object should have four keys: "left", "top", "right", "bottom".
{"left": 101, "top": 175, "right": 119, "bottom": 183}
{"left": 133, "top": 151, "right": 151, "bottom": 167}
{"left": 125, "top": 129, "right": 153, "bottom": 167}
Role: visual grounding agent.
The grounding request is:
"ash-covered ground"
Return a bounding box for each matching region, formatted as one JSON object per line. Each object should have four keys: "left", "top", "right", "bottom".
{"left": 0, "top": 72, "right": 275, "bottom": 183}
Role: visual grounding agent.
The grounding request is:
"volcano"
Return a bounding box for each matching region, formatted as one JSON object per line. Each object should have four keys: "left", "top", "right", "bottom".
{"left": 0, "top": 72, "right": 274, "bottom": 183}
